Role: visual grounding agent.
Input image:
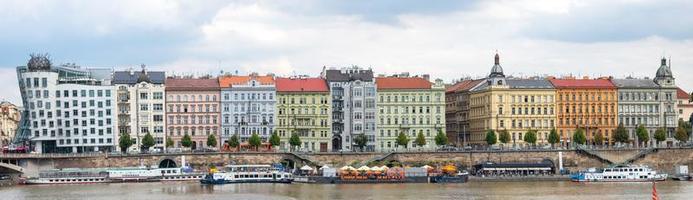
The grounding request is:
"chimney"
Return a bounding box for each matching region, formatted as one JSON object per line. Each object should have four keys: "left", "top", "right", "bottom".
{"left": 422, "top": 74, "right": 430, "bottom": 81}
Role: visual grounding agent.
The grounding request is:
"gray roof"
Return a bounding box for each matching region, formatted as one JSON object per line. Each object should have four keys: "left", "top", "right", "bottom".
{"left": 611, "top": 79, "right": 659, "bottom": 89}
{"left": 507, "top": 79, "right": 554, "bottom": 89}
{"left": 112, "top": 71, "right": 165, "bottom": 84}
{"left": 325, "top": 69, "right": 373, "bottom": 82}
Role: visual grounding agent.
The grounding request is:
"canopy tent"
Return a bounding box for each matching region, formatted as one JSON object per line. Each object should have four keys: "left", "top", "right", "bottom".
{"left": 422, "top": 165, "right": 433, "bottom": 169}
{"left": 370, "top": 166, "right": 381, "bottom": 171}
{"left": 319, "top": 165, "right": 330, "bottom": 170}
{"left": 300, "top": 165, "right": 313, "bottom": 171}
{"left": 357, "top": 166, "right": 371, "bottom": 171}
{"left": 340, "top": 166, "right": 356, "bottom": 171}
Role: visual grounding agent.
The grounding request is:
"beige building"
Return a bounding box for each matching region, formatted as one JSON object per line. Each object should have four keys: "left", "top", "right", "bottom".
{"left": 165, "top": 78, "right": 221, "bottom": 150}
{"left": 469, "top": 54, "right": 557, "bottom": 146}
{"left": 0, "top": 101, "right": 21, "bottom": 147}
{"left": 677, "top": 88, "right": 692, "bottom": 123}
{"left": 275, "top": 77, "right": 332, "bottom": 152}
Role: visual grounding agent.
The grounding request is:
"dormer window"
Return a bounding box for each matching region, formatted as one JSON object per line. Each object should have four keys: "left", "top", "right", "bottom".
{"left": 497, "top": 80, "right": 503, "bottom": 85}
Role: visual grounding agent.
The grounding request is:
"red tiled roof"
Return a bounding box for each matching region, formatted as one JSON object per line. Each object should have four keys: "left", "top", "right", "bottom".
{"left": 376, "top": 77, "right": 431, "bottom": 90}
{"left": 446, "top": 79, "right": 483, "bottom": 93}
{"left": 677, "top": 87, "right": 690, "bottom": 99}
{"left": 218, "top": 75, "right": 274, "bottom": 88}
{"left": 275, "top": 77, "right": 328, "bottom": 92}
{"left": 548, "top": 79, "right": 616, "bottom": 89}
{"left": 165, "top": 78, "right": 220, "bottom": 91}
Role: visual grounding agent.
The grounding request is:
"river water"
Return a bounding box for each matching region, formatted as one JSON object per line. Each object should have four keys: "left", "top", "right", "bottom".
{"left": 0, "top": 181, "right": 691, "bottom": 200}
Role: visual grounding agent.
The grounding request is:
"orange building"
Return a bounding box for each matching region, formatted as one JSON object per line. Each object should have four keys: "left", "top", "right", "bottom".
{"left": 549, "top": 78, "right": 618, "bottom": 146}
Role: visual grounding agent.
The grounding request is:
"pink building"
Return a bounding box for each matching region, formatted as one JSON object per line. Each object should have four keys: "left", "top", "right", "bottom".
{"left": 165, "top": 78, "right": 221, "bottom": 150}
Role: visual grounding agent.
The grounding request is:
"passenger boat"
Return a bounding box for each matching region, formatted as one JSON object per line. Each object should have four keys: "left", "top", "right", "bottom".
{"left": 200, "top": 164, "right": 293, "bottom": 184}
{"left": 158, "top": 166, "right": 205, "bottom": 181}
{"left": 22, "top": 168, "right": 111, "bottom": 184}
{"left": 570, "top": 165, "right": 667, "bottom": 182}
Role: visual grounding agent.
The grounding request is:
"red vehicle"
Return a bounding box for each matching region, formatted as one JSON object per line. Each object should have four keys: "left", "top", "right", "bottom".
{"left": 2, "top": 145, "right": 28, "bottom": 153}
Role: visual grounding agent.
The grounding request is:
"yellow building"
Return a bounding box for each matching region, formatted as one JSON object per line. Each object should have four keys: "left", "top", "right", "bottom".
{"left": 375, "top": 75, "right": 446, "bottom": 151}
{"left": 275, "top": 77, "right": 332, "bottom": 152}
{"left": 469, "top": 54, "right": 557, "bottom": 146}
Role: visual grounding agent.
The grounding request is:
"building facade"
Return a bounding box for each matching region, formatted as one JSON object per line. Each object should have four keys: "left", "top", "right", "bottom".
{"left": 611, "top": 58, "right": 680, "bottom": 146}
{"left": 445, "top": 79, "right": 483, "bottom": 146}
{"left": 165, "top": 78, "right": 221, "bottom": 150}
{"left": 112, "top": 66, "right": 166, "bottom": 152}
{"left": 375, "top": 75, "right": 445, "bottom": 151}
{"left": 549, "top": 78, "right": 618, "bottom": 146}
{"left": 16, "top": 56, "right": 116, "bottom": 153}
{"left": 275, "top": 77, "right": 332, "bottom": 152}
{"left": 219, "top": 73, "right": 276, "bottom": 143}
{"left": 469, "top": 54, "right": 556, "bottom": 146}
{"left": 322, "top": 67, "right": 377, "bottom": 151}
{"left": 677, "top": 88, "right": 692, "bottom": 123}
{"left": 0, "top": 101, "right": 21, "bottom": 147}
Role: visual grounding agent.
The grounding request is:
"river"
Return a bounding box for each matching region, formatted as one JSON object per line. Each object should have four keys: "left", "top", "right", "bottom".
{"left": 0, "top": 181, "right": 691, "bottom": 200}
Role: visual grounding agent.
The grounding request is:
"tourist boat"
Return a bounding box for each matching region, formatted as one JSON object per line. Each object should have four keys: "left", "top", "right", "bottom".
{"left": 158, "top": 166, "right": 205, "bottom": 181}
{"left": 22, "top": 168, "right": 112, "bottom": 184}
{"left": 200, "top": 164, "right": 293, "bottom": 184}
{"left": 570, "top": 165, "right": 668, "bottom": 182}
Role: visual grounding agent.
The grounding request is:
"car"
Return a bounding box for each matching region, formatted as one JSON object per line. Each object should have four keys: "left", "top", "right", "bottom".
{"left": 463, "top": 146, "right": 473, "bottom": 151}
{"left": 439, "top": 146, "right": 459, "bottom": 151}
{"left": 489, "top": 145, "right": 501, "bottom": 150}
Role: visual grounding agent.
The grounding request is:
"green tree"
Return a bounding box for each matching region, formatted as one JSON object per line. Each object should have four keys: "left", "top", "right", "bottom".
{"left": 654, "top": 128, "right": 667, "bottom": 147}
{"left": 573, "top": 128, "right": 586, "bottom": 145}
{"left": 269, "top": 131, "right": 281, "bottom": 148}
{"left": 207, "top": 134, "right": 217, "bottom": 148}
{"left": 354, "top": 134, "right": 368, "bottom": 152}
{"left": 498, "top": 129, "right": 511, "bottom": 149}
{"left": 396, "top": 131, "right": 410, "bottom": 149}
{"left": 414, "top": 131, "right": 427, "bottom": 148}
{"left": 485, "top": 130, "right": 497, "bottom": 146}
{"left": 593, "top": 131, "right": 604, "bottom": 147}
{"left": 119, "top": 133, "right": 133, "bottom": 153}
{"left": 181, "top": 133, "right": 193, "bottom": 149}
{"left": 141, "top": 132, "right": 155, "bottom": 152}
{"left": 434, "top": 129, "right": 448, "bottom": 146}
{"left": 675, "top": 126, "right": 689, "bottom": 144}
{"left": 548, "top": 128, "right": 560, "bottom": 148}
{"left": 228, "top": 133, "right": 240, "bottom": 150}
{"left": 635, "top": 124, "right": 649, "bottom": 147}
{"left": 613, "top": 123, "right": 630, "bottom": 144}
{"left": 289, "top": 132, "right": 302, "bottom": 151}
{"left": 165, "top": 137, "right": 174, "bottom": 148}
{"left": 249, "top": 132, "right": 262, "bottom": 151}
{"left": 523, "top": 130, "right": 537, "bottom": 147}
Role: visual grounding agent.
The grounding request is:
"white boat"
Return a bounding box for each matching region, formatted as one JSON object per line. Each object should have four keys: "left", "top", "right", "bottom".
{"left": 22, "top": 168, "right": 111, "bottom": 184}
{"left": 200, "top": 164, "right": 293, "bottom": 184}
{"left": 571, "top": 165, "right": 668, "bottom": 182}
{"left": 158, "top": 167, "right": 204, "bottom": 181}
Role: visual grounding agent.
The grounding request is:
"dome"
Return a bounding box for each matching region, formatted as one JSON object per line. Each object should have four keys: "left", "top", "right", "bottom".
{"left": 27, "top": 53, "right": 52, "bottom": 71}
{"left": 489, "top": 53, "right": 505, "bottom": 78}
{"left": 655, "top": 57, "right": 672, "bottom": 78}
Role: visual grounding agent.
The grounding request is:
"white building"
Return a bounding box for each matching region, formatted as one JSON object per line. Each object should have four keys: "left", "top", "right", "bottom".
{"left": 16, "top": 55, "right": 116, "bottom": 153}
{"left": 113, "top": 66, "right": 166, "bottom": 152}
{"left": 219, "top": 73, "right": 276, "bottom": 143}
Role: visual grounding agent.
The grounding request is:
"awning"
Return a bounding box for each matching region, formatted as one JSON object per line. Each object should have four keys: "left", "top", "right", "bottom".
{"left": 300, "top": 165, "right": 313, "bottom": 171}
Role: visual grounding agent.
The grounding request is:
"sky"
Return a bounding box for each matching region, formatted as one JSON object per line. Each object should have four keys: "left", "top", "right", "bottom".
{"left": 1, "top": 0, "right": 692, "bottom": 105}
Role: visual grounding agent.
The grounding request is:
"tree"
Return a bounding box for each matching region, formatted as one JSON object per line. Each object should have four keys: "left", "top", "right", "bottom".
{"left": 675, "top": 126, "right": 689, "bottom": 144}
{"left": 181, "top": 133, "right": 193, "bottom": 149}
{"left": 485, "top": 130, "right": 497, "bottom": 146}
{"left": 548, "top": 128, "right": 560, "bottom": 148}
{"left": 396, "top": 131, "right": 410, "bottom": 149}
{"left": 635, "top": 124, "right": 649, "bottom": 148}
{"left": 289, "top": 133, "right": 302, "bottom": 152}
{"left": 269, "top": 131, "right": 281, "bottom": 148}
{"left": 141, "top": 132, "right": 155, "bottom": 152}
{"left": 523, "top": 130, "right": 537, "bottom": 148}
{"left": 573, "top": 129, "right": 586, "bottom": 145}
{"left": 165, "top": 137, "right": 174, "bottom": 148}
{"left": 498, "top": 129, "right": 511, "bottom": 149}
{"left": 228, "top": 133, "right": 240, "bottom": 150}
{"left": 119, "top": 133, "right": 133, "bottom": 153}
{"left": 249, "top": 132, "right": 262, "bottom": 151}
{"left": 593, "top": 131, "right": 604, "bottom": 147}
{"left": 207, "top": 134, "right": 217, "bottom": 148}
{"left": 654, "top": 128, "right": 666, "bottom": 147}
{"left": 434, "top": 129, "right": 448, "bottom": 146}
{"left": 613, "top": 123, "right": 630, "bottom": 144}
{"left": 414, "top": 131, "right": 427, "bottom": 148}
{"left": 354, "top": 134, "right": 368, "bottom": 152}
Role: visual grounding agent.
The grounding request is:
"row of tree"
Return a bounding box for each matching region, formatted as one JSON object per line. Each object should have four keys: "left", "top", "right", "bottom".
{"left": 484, "top": 119, "right": 692, "bottom": 148}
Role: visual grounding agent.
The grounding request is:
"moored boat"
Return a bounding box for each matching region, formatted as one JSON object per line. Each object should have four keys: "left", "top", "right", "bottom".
{"left": 200, "top": 164, "right": 293, "bottom": 184}
{"left": 22, "top": 168, "right": 111, "bottom": 185}
{"left": 570, "top": 165, "right": 667, "bottom": 182}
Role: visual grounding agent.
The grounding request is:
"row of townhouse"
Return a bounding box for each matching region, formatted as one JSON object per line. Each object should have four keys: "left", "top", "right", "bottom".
{"left": 15, "top": 55, "right": 444, "bottom": 153}
{"left": 447, "top": 53, "right": 690, "bottom": 147}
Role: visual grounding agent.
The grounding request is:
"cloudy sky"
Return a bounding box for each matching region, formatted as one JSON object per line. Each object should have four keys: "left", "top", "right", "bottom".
{"left": 1, "top": 0, "right": 692, "bottom": 104}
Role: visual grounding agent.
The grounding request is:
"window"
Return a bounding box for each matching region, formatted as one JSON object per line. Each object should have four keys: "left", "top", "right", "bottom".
{"left": 153, "top": 92, "right": 163, "bottom": 99}
{"left": 140, "top": 104, "right": 149, "bottom": 111}
{"left": 140, "top": 92, "right": 148, "bottom": 99}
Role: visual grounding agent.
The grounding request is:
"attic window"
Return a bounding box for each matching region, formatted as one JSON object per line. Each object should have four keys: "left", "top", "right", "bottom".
{"left": 497, "top": 80, "right": 503, "bottom": 85}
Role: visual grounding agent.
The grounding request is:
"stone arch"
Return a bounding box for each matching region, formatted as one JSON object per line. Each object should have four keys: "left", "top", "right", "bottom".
{"left": 280, "top": 158, "right": 297, "bottom": 171}
{"left": 159, "top": 158, "right": 177, "bottom": 168}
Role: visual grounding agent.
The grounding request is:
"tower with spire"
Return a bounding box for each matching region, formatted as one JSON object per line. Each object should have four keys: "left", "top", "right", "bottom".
{"left": 487, "top": 52, "right": 507, "bottom": 88}
{"left": 654, "top": 57, "right": 675, "bottom": 87}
